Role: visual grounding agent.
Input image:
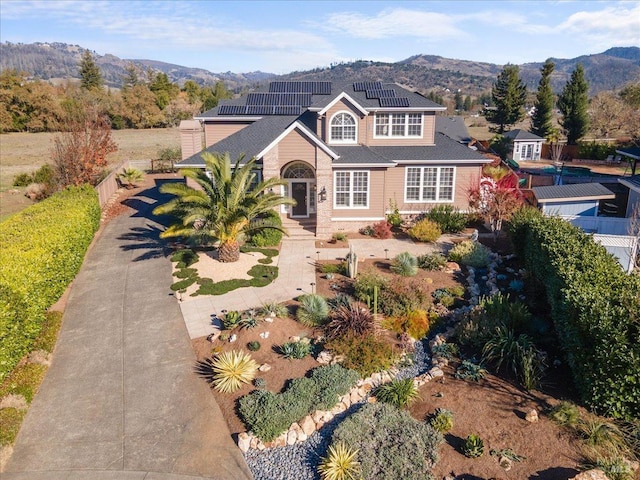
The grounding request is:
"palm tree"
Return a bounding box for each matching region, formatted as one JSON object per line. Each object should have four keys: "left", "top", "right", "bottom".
{"left": 153, "top": 152, "right": 295, "bottom": 262}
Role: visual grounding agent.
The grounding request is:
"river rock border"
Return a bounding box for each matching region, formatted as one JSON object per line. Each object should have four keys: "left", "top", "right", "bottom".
{"left": 237, "top": 250, "right": 521, "bottom": 452}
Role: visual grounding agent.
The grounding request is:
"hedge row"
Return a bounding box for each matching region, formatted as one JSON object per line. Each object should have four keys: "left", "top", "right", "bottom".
{"left": 510, "top": 208, "right": 640, "bottom": 420}
{"left": 0, "top": 186, "right": 100, "bottom": 381}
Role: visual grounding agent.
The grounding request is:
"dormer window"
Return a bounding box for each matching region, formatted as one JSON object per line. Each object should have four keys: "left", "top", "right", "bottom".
{"left": 330, "top": 112, "right": 357, "bottom": 143}
{"left": 375, "top": 113, "right": 423, "bottom": 138}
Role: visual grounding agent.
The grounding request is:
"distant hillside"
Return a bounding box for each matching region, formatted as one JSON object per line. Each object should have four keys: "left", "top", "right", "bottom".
{"left": 0, "top": 42, "right": 275, "bottom": 91}
{"left": 1, "top": 42, "right": 638, "bottom": 96}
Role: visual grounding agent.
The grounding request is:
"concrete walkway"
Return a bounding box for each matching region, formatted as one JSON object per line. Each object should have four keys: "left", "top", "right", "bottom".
{"left": 180, "top": 236, "right": 443, "bottom": 339}
{"left": 3, "top": 180, "right": 253, "bottom": 480}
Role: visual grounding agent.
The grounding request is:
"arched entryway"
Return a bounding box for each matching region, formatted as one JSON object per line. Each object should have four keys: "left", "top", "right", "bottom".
{"left": 281, "top": 161, "right": 316, "bottom": 218}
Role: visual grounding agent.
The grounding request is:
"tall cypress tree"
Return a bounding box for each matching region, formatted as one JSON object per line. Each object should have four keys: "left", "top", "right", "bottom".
{"left": 531, "top": 59, "right": 555, "bottom": 139}
{"left": 557, "top": 64, "right": 589, "bottom": 145}
{"left": 486, "top": 64, "right": 527, "bottom": 133}
{"left": 79, "top": 50, "right": 103, "bottom": 91}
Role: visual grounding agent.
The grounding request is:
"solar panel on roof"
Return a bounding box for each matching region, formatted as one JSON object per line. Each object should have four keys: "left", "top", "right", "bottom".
{"left": 273, "top": 105, "right": 303, "bottom": 115}
{"left": 246, "top": 105, "right": 271, "bottom": 115}
{"left": 379, "top": 97, "right": 410, "bottom": 107}
{"left": 218, "top": 105, "right": 247, "bottom": 115}
{"left": 365, "top": 89, "right": 396, "bottom": 99}
{"left": 268, "top": 81, "right": 331, "bottom": 95}
{"left": 353, "top": 81, "right": 383, "bottom": 92}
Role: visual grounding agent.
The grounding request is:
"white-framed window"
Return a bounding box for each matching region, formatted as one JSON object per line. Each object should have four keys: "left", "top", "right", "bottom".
{"left": 334, "top": 170, "right": 369, "bottom": 208}
{"left": 330, "top": 111, "right": 357, "bottom": 143}
{"left": 405, "top": 166, "right": 455, "bottom": 202}
{"left": 374, "top": 113, "right": 422, "bottom": 138}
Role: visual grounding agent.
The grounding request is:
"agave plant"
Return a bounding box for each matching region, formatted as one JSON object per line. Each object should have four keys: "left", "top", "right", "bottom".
{"left": 430, "top": 408, "right": 454, "bottom": 433}
{"left": 259, "top": 301, "right": 289, "bottom": 318}
{"left": 210, "top": 350, "right": 258, "bottom": 393}
{"left": 318, "top": 442, "right": 361, "bottom": 480}
{"left": 374, "top": 378, "right": 419, "bottom": 409}
{"left": 462, "top": 434, "right": 484, "bottom": 458}
{"left": 279, "top": 340, "right": 311, "bottom": 359}
{"left": 390, "top": 252, "right": 418, "bottom": 276}
{"left": 296, "top": 294, "right": 329, "bottom": 326}
{"left": 326, "top": 304, "right": 375, "bottom": 339}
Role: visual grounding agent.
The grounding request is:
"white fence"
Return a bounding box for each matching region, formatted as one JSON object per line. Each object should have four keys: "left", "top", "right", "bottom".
{"left": 562, "top": 215, "right": 631, "bottom": 235}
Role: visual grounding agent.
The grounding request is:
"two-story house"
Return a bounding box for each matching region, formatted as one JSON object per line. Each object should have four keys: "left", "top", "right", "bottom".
{"left": 178, "top": 80, "right": 491, "bottom": 237}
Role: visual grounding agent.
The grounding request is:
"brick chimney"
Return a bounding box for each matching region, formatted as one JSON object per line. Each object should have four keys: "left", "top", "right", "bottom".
{"left": 179, "top": 120, "right": 202, "bottom": 160}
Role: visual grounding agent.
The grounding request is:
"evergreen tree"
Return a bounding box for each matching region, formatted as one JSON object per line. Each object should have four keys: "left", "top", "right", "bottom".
{"left": 530, "top": 59, "right": 555, "bottom": 138}
{"left": 122, "top": 62, "right": 141, "bottom": 90}
{"left": 454, "top": 90, "right": 463, "bottom": 111}
{"left": 557, "top": 64, "right": 589, "bottom": 145}
{"left": 485, "top": 64, "right": 527, "bottom": 133}
{"left": 79, "top": 50, "right": 103, "bottom": 91}
{"left": 463, "top": 95, "right": 472, "bottom": 112}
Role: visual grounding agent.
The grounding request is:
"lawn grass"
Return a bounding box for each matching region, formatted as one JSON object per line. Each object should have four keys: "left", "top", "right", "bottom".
{"left": 0, "top": 408, "right": 26, "bottom": 446}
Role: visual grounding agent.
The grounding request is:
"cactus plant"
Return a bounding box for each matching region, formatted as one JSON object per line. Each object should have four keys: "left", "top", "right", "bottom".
{"left": 346, "top": 246, "right": 358, "bottom": 279}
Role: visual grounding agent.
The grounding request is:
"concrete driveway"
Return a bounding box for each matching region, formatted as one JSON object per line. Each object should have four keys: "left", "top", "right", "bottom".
{"left": 3, "top": 179, "right": 253, "bottom": 480}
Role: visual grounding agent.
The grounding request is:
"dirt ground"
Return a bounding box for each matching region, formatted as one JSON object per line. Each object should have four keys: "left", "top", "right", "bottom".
{"left": 410, "top": 363, "right": 583, "bottom": 480}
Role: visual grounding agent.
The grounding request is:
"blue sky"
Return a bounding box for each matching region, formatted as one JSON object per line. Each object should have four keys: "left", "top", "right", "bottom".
{"left": 1, "top": 1, "right": 639, "bottom": 74}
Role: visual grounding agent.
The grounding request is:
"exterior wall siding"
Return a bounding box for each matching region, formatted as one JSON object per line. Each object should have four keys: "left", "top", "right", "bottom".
{"left": 204, "top": 121, "right": 252, "bottom": 147}
{"left": 385, "top": 164, "right": 481, "bottom": 214}
{"left": 277, "top": 129, "right": 318, "bottom": 167}
{"left": 364, "top": 111, "right": 435, "bottom": 147}
{"left": 330, "top": 168, "right": 386, "bottom": 219}
{"left": 322, "top": 99, "right": 366, "bottom": 145}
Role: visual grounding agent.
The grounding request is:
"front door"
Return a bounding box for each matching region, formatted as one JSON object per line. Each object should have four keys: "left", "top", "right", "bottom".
{"left": 291, "top": 182, "right": 307, "bottom": 217}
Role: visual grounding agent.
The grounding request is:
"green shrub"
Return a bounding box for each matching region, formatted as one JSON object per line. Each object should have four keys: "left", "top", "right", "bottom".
{"left": 330, "top": 402, "right": 442, "bottom": 479}
{"left": 0, "top": 362, "right": 47, "bottom": 403}
{"left": 238, "top": 365, "right": 358, "bottom": 442}
{"left": 375, "top": 378, "right": 419, "bottom": 409}
{"left": 0, "top": 185, "right": 100, "bottom": 381}
{"left": 12, "top": 172, "right": 33, "bottom": 187}
{"left": 279, "top": 340, "right": 312, "bottom": 359}
{"left": 425, "top": 205, "right": 467, "bottom": 233}
{"left": 250, "top": 210, "right": 283, "bottom": 247}
{"left": 448, "top": 240, "right": 490, "bottom": 268}
{"left": 332, "top": 232, "right": 348, "bottom": 242}
{"left": 391, "top": 252, "right": 418, "bottom": 276}
{"left": 454, "top": 360, "right": 487, "bottom": 381}
{"left": 431, "top": 342, "right": 459, "bottom": 360}
{"left": 408, "top": 219, "right": 441, "bottom": 243}
{"left": 509, "top": 208, "right": 640, "bottom": 419}
{"left": 354, "top": 272, "right": 387, "bottom": 303}
{"left": 462, "top": 434, "right": 484, "bottom": 458}
{"left": 383, "top": 310, "right": 431, "bottom": 340}
{"left": 170, "top": 249, "right": 199, "bottom": 268}
{"left": 253, "top": 377, "right": 267, "bottom": 389}
{"left": 222, "top": 310, "right": 241, "bottom": 329}
{"left": 296, "top": 294, "right": 329, "bottom": 326}
{"left": 417, "top": 252, "right": 447, "bottom": 271}
{"left": 32, "top": 310, "right": 62, "bottom": 353}
{"left": 325, "top": 333, "right": 397, "bottom": 378}
{"left": 320, "top": 263, "right": 343, "bottom": 275}
{"left": 378, "top": 277, "right": 430, "bottom": 317}
{"left": 247, "top": 341, "right": 261, "bottom": 351}
{"left": 430, "top": 408, "right": 454, "bottom": 433}
{"left": 548, "top": 401, "right": 581, "bottom": 428}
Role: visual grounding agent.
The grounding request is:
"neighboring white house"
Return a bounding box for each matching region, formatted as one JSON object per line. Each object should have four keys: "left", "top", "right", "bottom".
{"left": 504, "top": 129, "right": 544, "bottom": 162}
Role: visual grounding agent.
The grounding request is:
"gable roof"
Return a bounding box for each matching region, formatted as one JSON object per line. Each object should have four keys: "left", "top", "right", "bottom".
{"left": 532, "top": 183, "right": 615, "bottom": 203}
{"left": 503, "top": 129, "right": 544, "bottom": 141}
{"left": 435, "top": 116, "right": 472, "bottom": 144}
{"left": 372, "top": 133, "right": 491, "bottom": 164}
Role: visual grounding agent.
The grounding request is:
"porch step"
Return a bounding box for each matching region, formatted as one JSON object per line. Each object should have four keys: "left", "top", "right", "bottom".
{"left": 281, "top": 216, "right": 316, "bottom": 238}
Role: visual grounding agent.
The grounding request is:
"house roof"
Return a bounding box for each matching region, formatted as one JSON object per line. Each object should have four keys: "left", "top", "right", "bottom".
{"left": 435, "top": 116, "right": 472, "bottom": 144}
{"left": 618, "top": 175, "right": 640, "bottom": 192}
{"left": 532, "top": 183, "right": 615, "bottom": 203}
{"left": 178, "top": 115, "right": 299, "bottom": 167}
{"left": 503, "top": 129, "right": 544, "bottom": 141}
{"left": 616, "top": 147, "right": 640, "bottom": 160}
{"left": 372, "top": 133, "right": 491, "bottom": 163}
{"left": 332, "top": 146, "right": 396, "bottom": 166}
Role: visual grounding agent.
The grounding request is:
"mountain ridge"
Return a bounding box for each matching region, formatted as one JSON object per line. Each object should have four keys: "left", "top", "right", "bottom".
{"left": 1, "top": 41, "right": 638, "bottom": 95}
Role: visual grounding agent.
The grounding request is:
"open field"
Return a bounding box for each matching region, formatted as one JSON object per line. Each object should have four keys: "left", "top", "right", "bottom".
{"left": 0, "top": 127, "right": 181, "bottom": 220}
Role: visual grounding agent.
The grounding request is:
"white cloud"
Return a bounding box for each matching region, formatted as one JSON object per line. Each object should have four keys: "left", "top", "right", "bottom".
{"left": 558, "top": 4, "right": 640, "bottom": 48}
{"left": 461, "top": 10, "right": 555, "bottom": 35}
{"left": 321, "top": 8, "right": 466, "bottom": 40}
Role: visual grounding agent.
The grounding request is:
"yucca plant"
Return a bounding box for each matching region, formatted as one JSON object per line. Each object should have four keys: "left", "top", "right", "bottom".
{"left": 328, "top": 293, "right": 353, "bottom": 311}
{"left": 326, "top": 304, "right": 375, "bottom": 339}
{"left": 462, "top": 434, "right": 484, "bottom": 458}
{"left": 430, "top": 408, "right": 454, "bottom": 433}
{"left": 296, "top": 294, "right": 329, "bottom": 326}
{"left": 390, "top": 252, "right": 418, "bottom": 276}
{"left": 210, "top": 350, "right": 258, "bottom": 393}
{"left": 374, "top": 378, "right": 419, "bottom": 409}
{"left": 318, "top": 442, "right": 361, "bottom": 480}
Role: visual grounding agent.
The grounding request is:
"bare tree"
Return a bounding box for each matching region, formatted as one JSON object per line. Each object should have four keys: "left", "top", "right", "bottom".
{"left": 52, "top": 102, "right": 117, "bottom": 187}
